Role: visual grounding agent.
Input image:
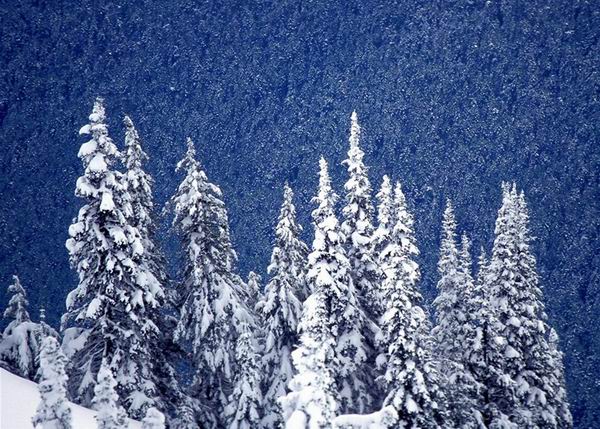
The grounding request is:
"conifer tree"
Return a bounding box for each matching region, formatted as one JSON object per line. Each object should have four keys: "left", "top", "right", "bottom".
{"left": 122, "top": 115, "right": 185, "bottom": 422}
{"left": 225, "top": 323, "right": 262, "bottom": 429}
{"left": 0, "top": 275, "right": 43, "bottom": 379}
{"left": 63, "top": 98, "right": 164, "bottom": 418}
{"left": 481, "top": 184, "right": 572, "bottom": 428}
{"left": 374, "top": 175, "right": 394, "bottom": 260}
{"left": 245, "top": 271, "right": 262, "bottom": 309}
{"left": 32, "top": 337, "right": 73, "bottom": 429}
{"left": 281, "top": 158, "right": 348, "bottom": 428}
{"left": 340, "top": 112, "right": 380, "bottom": 413}
{"left": 142, "top": 407, "right": 166, "bottom": 429}
{"left": 377, "top": 181, "right": 446, "bottom": 428}
{"left": 432, "top": 202, "right": 481, "bottom": 427}
{"left": 171, "top": 138, "right": 253, "bottom": 427}
{"left": 93, "top": 361, "right": 125, "bottom": 429}
{"left": 256, "top": 183, "right": 308, "bottom": 428}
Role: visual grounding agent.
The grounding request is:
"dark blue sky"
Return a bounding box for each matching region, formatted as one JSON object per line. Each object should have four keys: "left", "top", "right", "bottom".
{"left": 1, "top": 1, "right": 599, "bottom": 426}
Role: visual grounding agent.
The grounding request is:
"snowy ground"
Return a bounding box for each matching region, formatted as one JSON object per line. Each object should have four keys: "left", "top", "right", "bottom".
{"left": 0, "top": 368, "right": 141, "bottom": 429}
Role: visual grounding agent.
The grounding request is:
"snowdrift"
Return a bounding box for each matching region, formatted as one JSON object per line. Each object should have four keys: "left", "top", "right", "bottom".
{"left": 0, "top": 368, "right": 141, "bottom": 429}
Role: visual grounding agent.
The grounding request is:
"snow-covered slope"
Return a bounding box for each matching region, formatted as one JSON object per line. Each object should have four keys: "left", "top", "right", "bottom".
{"left": 0, "top": 368, "right": 141, "bottom": 429}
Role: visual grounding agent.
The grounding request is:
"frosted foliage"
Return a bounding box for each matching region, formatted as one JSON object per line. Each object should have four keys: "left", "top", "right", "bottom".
{"left": 93, "top": 362, "right": 124, "bottom": 429}
{"left": 256, "top": 183, "right": 308, "bottom": 427}
{"left": 340, "top": 112, "right": 381, "bottom": 411}
{"left": 376, "top": 181, "right": 446, "bottom": 428}
{"left": 171, "top": 137, "right": 254, "bottom": 426}
{"left": 63, "top": 98, "right": 165, "bottom": 418}
{"left": 142, "top": 407, "right": 166, "bottom": 429}
{"left": 225, "top": 324, "right": 262, "bottom": 429}
{"left": 479, "top": 184, "right": 572, "bottom": 428}
{"left": 431, "top": 201, "right": 482, "bottom": 428}
{"left": 32, "top": 337, "right": 72, "bottom": 429}
{"left": 3, "top": 275, "right": 31, "bottom": 332}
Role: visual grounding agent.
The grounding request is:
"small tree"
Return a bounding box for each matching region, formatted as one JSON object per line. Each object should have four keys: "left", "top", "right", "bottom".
{"left": 226, "top": 323, "right": 262, "bottom": 429}
{"left": 0, "top": 275, "right": 42, "bottom": 379}
{"left": 93, "top": 361, "right": 124, "bottom": 429}
{"left": 142, "top": 407, "right": 166, "bottom": 429}
{"left": 32, "top": 337, "right": 72, "bottom": 429}
{"left": 245, "top": 271, "right": 263, "bottom": 309}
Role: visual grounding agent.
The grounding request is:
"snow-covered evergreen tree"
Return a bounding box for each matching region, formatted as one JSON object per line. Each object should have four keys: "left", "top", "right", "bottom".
{"left": 481, "top": 184, "right": 572, "bottom": 428}
{"left": 256, "top": 183, "right": 308, "bottom": 428}
{"left": 432, "top": 202, "right": 481, "bottom": 427}
{"left": 32, "top": 336, "right": 72, "bottom": 429}
{"left": 281, "top": 157, "right": 347, "bottom": 428}
{"left": 170, "top": 137, "right": 253, "bottom": 427}
{"left": 122, "top": 115, "right": 185, "bottom": 422}
{"left": 0, "top": 275, "right": 43, "bottom": 379}
{"left": 63, "top": 98, "right": 164, "bottom": 418}
{"left": 339, "top": 112, "right": 379, "bottom": 413}
{"left": 374, "top": 175, "right": 394, "bottom": 260}
{"left": 376, "top": 181, "right": 446, "bottom": 428}
{"left": 93, "top": 361, "right": 125, "bottom": 429}
{"left": 142, "top": 407, "right": 166, "bottom": 429}
{"left": 245, "top": 271, "right": 263, "bottom": 309}
{"left": 225, "top": 323, "right": 262, "bottom": 429}
{"left": 547, "top": 328, "right": 573, "bottom": 428}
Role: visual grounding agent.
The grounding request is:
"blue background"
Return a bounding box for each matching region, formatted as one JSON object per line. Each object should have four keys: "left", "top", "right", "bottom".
{"left": 1, "top": 1, "right": 599, "bottom": 426}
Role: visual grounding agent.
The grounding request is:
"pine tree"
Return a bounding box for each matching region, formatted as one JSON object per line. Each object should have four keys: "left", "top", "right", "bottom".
{"left": 377, "top": 181, "right": 446, "bottom": 428}
{"left": 32, "top": 337, "right": 73, "bottom": 429}
{"left": 225, "top": 323, "right": 262, "bottom": 429}
{"left": 0, "top": 275, "right": 43, "bottom": 379}
{"left": 547, "top": 328, "right": 573, "bottom": 428}
{"left": 93, "top": 361, "right": 125, "bottom": 429}
{"left": 63, "top": 98, "right": 164, "bottom": 418}
{"left": 339, "top": 112, "right": 379, "bottom": 413}
{"left": 171, "top": 138, "right": 254, "bottom": 427}
{"left": 142, "top": 407, "right": 166, "bottom": 429}
{"left": 256, "top": 183, "right": 308, "bottom": 428}
{"left": 432, "top": 202, "right": 481, "bottom": 427}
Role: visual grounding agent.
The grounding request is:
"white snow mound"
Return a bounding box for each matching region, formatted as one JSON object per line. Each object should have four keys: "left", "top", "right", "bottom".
{"left": 0, "top": 368, "right": 141, "bottom": 429}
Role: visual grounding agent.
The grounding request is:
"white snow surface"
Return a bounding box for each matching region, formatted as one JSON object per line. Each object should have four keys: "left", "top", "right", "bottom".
{"left": 0, "top": 368, "right": 141, "bottom": 429}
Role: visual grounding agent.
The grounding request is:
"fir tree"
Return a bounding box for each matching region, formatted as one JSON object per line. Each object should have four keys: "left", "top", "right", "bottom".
{"left": 32, "top": 337, "right": 73, "bottom": 429}
{"left": 340, "top": 113, "right": 379, "bottom": 413}
{"left": 245, "top": 271, "right": 263, "bottom": 309}
{"left": 256, "top": 183, "right": 308, "bottom": 428}
{"left": 281, "top": 157, "right": 346, "bottom": 428}
{"left": 432, "top": 202, "right": 481, "bottom": 427}
{"left": 547, "top": 328, "right": 573, "bottom": 428}
{"left": 481, "top": 184, "right": 572, "bottom": 428}
{"left": 171, "top": 137, "right": 253, "bottom": 427}
{"left": 225, "top": 323, "right": 262, "bottom": 429}
{"left": 142, "top": 407, "right": 166, "bottom": 429}
{"left": 122, "top": 115, "right": 185, "bottom": 422}
{"left": 93, "top": 361, "right": 125, "bottom": 429}
{"left": 0, "top": 275, "right": 43, "bottom": 379}
{"left": 63, "top": 98, "right": 164, "bottom": 418}
{"left": 377, "top": 181, "right": 446, "bottom": 428}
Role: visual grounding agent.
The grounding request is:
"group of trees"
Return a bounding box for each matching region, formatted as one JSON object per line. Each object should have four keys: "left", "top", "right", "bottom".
{"left": 0, "top": 99, "right": 571, "bottom": 429}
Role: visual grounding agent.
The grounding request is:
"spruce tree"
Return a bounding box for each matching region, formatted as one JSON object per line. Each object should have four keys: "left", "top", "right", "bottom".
{"left": 340, "top": 112, "right": 380, "bottom": 413}
{"left": 122, "top": 115, "right": 185, "bottom": 422}
{"left": 225, "top": 323, "right": 262, "bottom": 429}
{"left": 245, "top": 271, "right": 263, "bottom": 309}
{"left": 377, "top": 181, "right": 446, "bottom": 428}
{"left": 63, "top": 98, "right": 164, "bottom": 418}
{"left": 171, "top": 138, "right": 254, "bottom": 427}
{"left": 32, "top": 337, "right": 73, "bottom": 429}
{"left": 93, "top": 361, "right": 125, "bottom": 429}
{"left": 481, "top": 184, "right": 572, "bottom": 428}
{"left": 142, "top": 407, "right": 166, "bottom": 429}
{"left": 0, "top": 275, "right": 43, "bottom": 379}
{"left": 432, "top": 202, "right": 481, "bottom": 427}
{"left": 256, "top": 183, "right": 308, "bottom": 428}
